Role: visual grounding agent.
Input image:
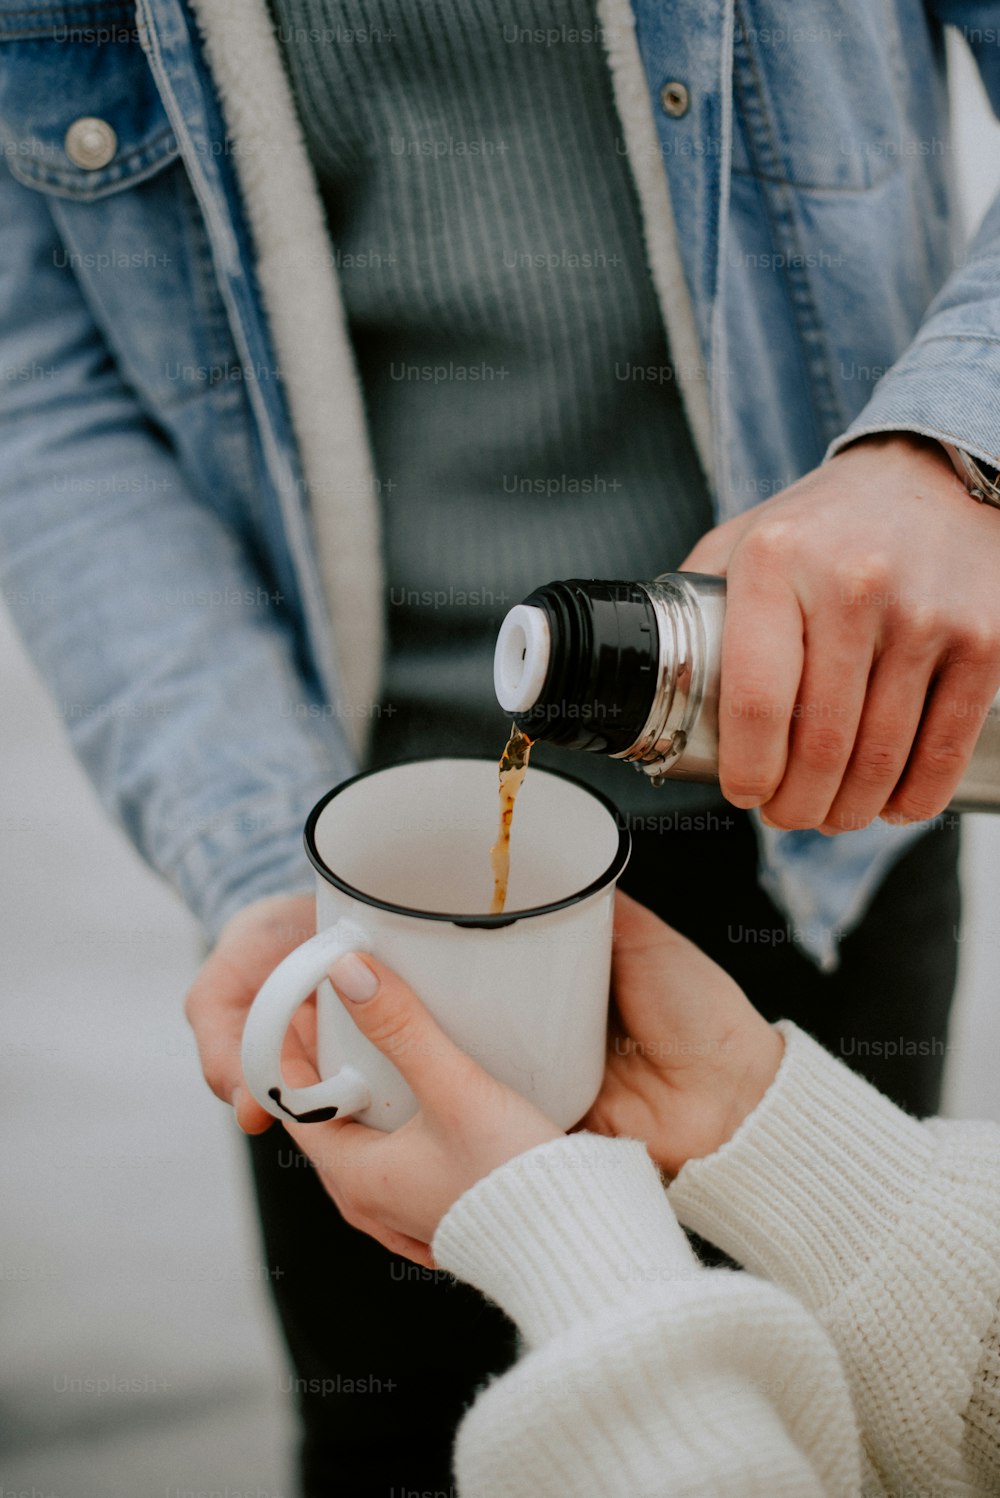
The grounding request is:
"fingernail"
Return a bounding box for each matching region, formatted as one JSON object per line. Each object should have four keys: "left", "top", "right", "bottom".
{"left": 231, "top": 1085, "right": 244, "bottom": 1112}
{"left": 331, "top": 952, "right": 380, "bottom": 1003}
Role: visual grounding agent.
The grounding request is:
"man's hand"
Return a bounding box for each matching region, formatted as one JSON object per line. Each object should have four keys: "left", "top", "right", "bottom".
{"left": 184, "top": 892, "right": 317, "bottom": 1135}
{"left": 580, "top": 893, "right": 783, "bottom": 1177}
{"left": 682, "top": 433, "right": 1000, "bottom": 833}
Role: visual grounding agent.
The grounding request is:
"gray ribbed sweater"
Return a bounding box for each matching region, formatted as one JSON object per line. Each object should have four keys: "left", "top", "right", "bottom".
{"left": 270, "top": 0, "right": 723, "bottom": 815}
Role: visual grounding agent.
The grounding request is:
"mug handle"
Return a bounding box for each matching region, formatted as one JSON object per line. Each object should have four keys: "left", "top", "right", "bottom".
{"left": 241, "top": 920, "right": 375, "bottom": 1123}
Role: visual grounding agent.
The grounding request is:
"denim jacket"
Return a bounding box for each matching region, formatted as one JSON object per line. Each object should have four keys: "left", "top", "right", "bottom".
{"left": 1, "top": 0, "right": 997, "bottom": 964}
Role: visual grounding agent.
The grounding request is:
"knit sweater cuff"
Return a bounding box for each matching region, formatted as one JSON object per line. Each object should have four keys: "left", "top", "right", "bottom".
{"left": 668, "top": 1021, "right": 935, "bottom": 1309}
{"left": 433, "top": 1133, "right": 699, "bottom": 1348}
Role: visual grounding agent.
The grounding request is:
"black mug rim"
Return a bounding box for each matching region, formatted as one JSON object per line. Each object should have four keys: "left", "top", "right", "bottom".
{"left": 303, "top": 755, "right": 631, "bottom": 929}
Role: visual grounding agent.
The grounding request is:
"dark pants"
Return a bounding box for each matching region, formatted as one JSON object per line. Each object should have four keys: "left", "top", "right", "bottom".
{"left": 247, "top": 811, "right": 962, "bottom": 1497}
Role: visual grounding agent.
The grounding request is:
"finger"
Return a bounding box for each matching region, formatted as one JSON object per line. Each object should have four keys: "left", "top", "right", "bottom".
{"left": 885, "top": 656, "right": 1000, "bottom": 822}
{"left": 185, "top": 955, "right": 274, "bottom": 1133}
{"left": 231, "top": 1088, "right": 276, "bottom": 1135}
{"left": 279, "top": 1095, "right": 445, "bottom": 1261}
{"left": 279, "top": 1109, "right": 422, "bottom": 1254}
{"left": 613, "top": 891, "right": 694, "bottom": 962}
{"left": 760, "top": 612, "right": 874, "bottom": 831}
{"left": 717, "top": 555, "right": 804, "bottom": 808}
{"left": 613, "top": 889, "right": 673, "bottom": 945}
{"left": 611, "top": 891, "right": 748, "bottom": 1054}
{"left": 234, "top": 993, "right": 321, "bottom": 1135}
{"left": 328, "top": 952, "right": 483, "bottom": 1106}
{"left": 614, "top": 889, "right": 734, "bottom": 976}
{"left": 818, "top": 653, "right": 933, "bottom": 833}
{"left": 679, "top": 514, "right": 747, "bottom": 575}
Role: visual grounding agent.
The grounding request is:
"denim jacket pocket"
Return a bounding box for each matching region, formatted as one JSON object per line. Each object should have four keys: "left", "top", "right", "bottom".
{"left": 0, "top": 3, "right": 178, "bottom": 200}
{"left": 0, "top": 2, "right": 262, "bottom": 475}
{"left": 732, "top": 0, "right": 911, "bottom": 193}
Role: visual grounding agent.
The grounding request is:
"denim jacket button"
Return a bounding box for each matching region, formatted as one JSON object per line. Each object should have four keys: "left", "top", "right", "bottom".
{"left": 659, "top": 81, "right": 690, "bottom": 119}
{"left": 64, "top": 117, "right": 119, "bottom": 171}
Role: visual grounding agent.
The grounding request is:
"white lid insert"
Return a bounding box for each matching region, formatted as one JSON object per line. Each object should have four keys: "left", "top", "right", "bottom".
{"left": 493, "top": 604, "right": 552, "bottom": 713}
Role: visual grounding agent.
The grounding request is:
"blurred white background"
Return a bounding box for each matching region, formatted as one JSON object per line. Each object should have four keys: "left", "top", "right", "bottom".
{"left": 0, "top": 615, "right": 291, "bottom": 1495}
{"left": 3, "top": 28, "right": 1000, "bottom": 1498}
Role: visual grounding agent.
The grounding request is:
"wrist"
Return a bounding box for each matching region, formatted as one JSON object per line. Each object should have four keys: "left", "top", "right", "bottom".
{"left": 830, "top": 426, "right": 1000, "bottom": 504}
{"left": 680, "top": 1020, "right": 785, "bottom": 1177}
{"left": 434, "top": 1134, "right": 699, "bottom": 1348}
{"left": 834, "top": 430, "right": 1000, "bottom": 524}
{"left": 668, "top": 1022, "right": 935, "bottom": 1307}
{"left": 832, "top": 428, "right": 953, "bottom": 472}
{"left": 650, "top": 1020, "right": 785, "bottom": 1181}
{"left": 939, "top": 440, "right": 1000, "bottom": 508}
{"left": 717, "top": 1021, "right": 785, "bottom": 1153}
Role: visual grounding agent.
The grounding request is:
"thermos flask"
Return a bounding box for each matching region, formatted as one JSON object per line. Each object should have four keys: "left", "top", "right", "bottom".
{"left": 493, "top": 572, "right": 1000, "bottom": 813}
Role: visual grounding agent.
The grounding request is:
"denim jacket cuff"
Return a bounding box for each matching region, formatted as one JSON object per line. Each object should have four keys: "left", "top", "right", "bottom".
{"left": 825, "top": 334, "right": 1000, "bottom": 471}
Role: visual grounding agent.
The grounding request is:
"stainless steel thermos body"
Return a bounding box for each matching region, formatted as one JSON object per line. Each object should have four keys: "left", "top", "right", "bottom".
{"left": 494, "top": 572, "right": 1000, "bottom": 813}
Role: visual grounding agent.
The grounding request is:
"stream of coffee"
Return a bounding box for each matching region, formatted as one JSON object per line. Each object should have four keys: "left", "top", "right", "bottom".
{"left": 489, "top": 723, "right": 533, "bottom": 914}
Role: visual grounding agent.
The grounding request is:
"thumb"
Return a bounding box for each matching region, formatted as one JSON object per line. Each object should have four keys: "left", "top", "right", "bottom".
{"left": 613, "top": 888, "right": 685, "bottom": 953}
{"left": 611, "top": 892, "right": 752, "bottom": 1047}
{"left": 329, "top": 952, "right": 481, "bottom": 1106}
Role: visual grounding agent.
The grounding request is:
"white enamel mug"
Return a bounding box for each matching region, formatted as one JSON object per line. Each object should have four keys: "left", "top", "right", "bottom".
{"left": 241, "top": 757, "right": 630, "bottom": 1131}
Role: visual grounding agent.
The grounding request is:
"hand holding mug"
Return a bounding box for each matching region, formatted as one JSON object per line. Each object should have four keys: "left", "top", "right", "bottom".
{"left": 184, "top": 891, "right": 317, "bottom": 1136}
{"left": 278, "top": 949, "right": 562, "bottom": 1262}
{"left": 267, "top": 895, "right": 782, "bottom": 1263}
{"left": 580, "top": 892, "right": 784, "bottom": 1177}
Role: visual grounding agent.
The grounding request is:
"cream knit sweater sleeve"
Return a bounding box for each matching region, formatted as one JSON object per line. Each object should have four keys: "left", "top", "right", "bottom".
{"left": 432, "top": 1024, "right": 1000, "bottom": 1497}
{"left": 668, "top": 1022, "right": 1000, "bottom": 1494}
{"left": 433, "top": 1130, "right": 862, "bottom": 1496}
